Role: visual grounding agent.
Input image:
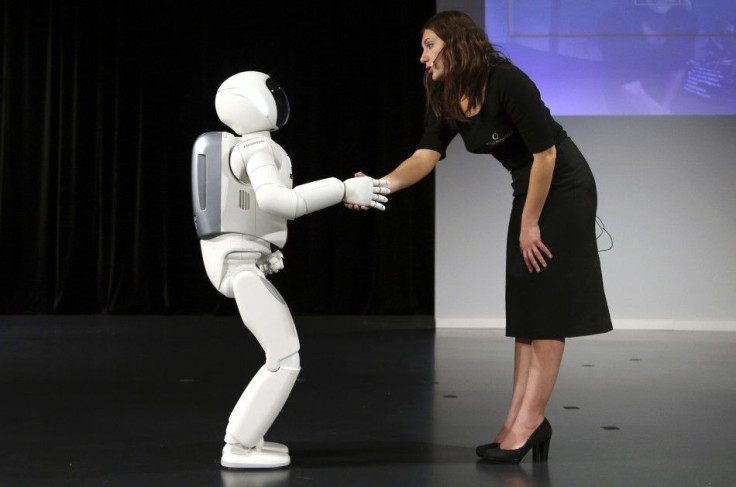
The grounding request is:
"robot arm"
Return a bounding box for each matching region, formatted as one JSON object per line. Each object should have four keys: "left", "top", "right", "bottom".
{"left": 240, "top": 146, "right": 390, "bottom": 219}
{"left": 293, "top": 178, "right": 346, "bottom": 216}
{"left": 245, "top": 150, "right": 344, "bottom": 219}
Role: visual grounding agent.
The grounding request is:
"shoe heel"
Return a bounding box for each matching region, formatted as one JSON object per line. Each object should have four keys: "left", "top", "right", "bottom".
{"left": 532, "top": 438, "right": 550, "bottom": 462}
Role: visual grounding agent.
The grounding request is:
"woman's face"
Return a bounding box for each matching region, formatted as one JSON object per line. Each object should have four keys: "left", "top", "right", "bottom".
{"left": 420, "top": 29, "right": 446, "bottom": 81}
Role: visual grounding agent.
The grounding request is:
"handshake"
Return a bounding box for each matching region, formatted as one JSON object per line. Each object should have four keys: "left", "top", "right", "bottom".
{"left": 343, "top": 176, "right": 390, "bottom": 211}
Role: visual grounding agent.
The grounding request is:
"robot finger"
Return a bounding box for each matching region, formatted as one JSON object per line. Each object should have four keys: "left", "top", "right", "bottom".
{"left": 372, "top": 186, "right": 391, "bottom": 195}
{"left": 371, "top": 201, "right": 387, "bottom": 211}
{"left": 372, "top": 194, "right": 388, "bottom": 204}
{"left": 372, "top": 178, "right": 389, "bottom": 187}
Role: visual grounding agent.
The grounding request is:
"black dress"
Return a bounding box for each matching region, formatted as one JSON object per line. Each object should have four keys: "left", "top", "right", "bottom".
{"left": 418, "top": 62, "right": 612, "bottom": 339}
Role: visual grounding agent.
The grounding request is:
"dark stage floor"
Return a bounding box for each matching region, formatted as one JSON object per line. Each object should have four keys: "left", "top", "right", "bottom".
{"left": 1, "top": 315, "right": 734, "bottom": 487}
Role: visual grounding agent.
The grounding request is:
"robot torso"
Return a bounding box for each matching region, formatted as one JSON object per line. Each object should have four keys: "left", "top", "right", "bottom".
{"left": 192, "top": 131, "right": 293, "bottom": 249}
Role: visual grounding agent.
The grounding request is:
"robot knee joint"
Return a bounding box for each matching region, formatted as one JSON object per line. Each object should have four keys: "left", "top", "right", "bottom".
{"left": 282, "top": 352, "right": 300, "bottom": 369}
{"left": 266, "top": 351, "right": 300, "bottom": 373}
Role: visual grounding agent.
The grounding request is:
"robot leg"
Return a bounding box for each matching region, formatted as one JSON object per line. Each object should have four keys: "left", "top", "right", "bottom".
{"left": 221, "top": 266, "right": 301, "bottom": 469}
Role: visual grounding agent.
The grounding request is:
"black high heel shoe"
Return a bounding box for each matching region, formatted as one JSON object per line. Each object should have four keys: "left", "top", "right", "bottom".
{"left": 475, "top": 442, "right": 500, "bottom": 458}
{"left": 480, "top": 418, "right": 552, "bottom": 464}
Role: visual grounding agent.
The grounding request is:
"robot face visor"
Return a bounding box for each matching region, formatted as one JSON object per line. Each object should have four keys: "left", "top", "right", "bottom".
{"left": 266, "top": 78, "right": 290, "bottom": 128}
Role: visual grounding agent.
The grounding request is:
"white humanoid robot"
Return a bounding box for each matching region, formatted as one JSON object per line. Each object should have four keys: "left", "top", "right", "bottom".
{"left": 191, "top": 71, "right": 389, "bottom": 469}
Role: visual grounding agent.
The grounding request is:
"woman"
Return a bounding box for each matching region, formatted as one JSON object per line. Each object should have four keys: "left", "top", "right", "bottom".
{"left": 347, "top": 10, "right": 612, "bottom": 463}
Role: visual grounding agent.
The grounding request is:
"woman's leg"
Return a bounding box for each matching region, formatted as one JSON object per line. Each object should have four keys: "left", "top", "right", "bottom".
{"left": 494, "top": 338, "right": 532, "bottom": 443}
{"left": 500, "top": 338, "right": 565, "bottom": 450}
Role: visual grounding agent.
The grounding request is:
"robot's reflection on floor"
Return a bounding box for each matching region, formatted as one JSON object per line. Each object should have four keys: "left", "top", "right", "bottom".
{"left": 191, "top": 71, "right": 389, "bottom": 468}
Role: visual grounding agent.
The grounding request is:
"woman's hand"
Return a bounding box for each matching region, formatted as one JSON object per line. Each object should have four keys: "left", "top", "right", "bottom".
{"left": 519, "top": 146, "right": 555, "bottom": 272}
{"left": 519, "top": 222, "right": 552, "bottom": 273}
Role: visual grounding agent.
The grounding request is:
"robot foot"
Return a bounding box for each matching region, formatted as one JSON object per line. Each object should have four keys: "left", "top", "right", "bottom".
{"left": 221, "top": 443, "right": 290, "bottom": 469}
{"left": 224, "top": 433, "right": 289, "bottom": 454}
{"left": 258, "top": 438, "right": 289, "bottom": 454}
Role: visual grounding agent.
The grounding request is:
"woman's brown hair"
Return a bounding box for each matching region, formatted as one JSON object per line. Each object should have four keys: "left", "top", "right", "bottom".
{"left": 422, "top": 11, "right": 509, "bottom": 126}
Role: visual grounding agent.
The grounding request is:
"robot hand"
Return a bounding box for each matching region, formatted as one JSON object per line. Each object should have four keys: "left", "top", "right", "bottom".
{"left": 258, "top": 250, "right": 285, "bottom": 275}
{"left": 343, "top": 177, "right": 390, "bottom": 211}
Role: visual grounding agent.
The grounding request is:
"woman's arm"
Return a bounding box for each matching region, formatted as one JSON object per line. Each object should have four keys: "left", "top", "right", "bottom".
{"left": 345, "top": 149, "right": 440, "bottom": 210}
{"left": 520, "top": 145, "right": 556, "bottom": 272}
{"left": 381, "top": 149, "right": 441, "bottom": 193}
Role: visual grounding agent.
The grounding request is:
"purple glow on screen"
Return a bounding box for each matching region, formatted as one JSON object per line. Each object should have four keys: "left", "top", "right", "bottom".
{"left": 485, "top": 0, "right": 736, "bottom": 115}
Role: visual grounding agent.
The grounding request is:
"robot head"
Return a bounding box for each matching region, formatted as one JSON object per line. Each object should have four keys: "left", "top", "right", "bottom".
{"left": 215, "top": 71, "right": 290, "bottom": 135}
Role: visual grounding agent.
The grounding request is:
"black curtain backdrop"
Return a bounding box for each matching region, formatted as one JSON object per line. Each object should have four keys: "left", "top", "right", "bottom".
{"left": 0, "top": 0, "right": 436, "bottom": 315}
